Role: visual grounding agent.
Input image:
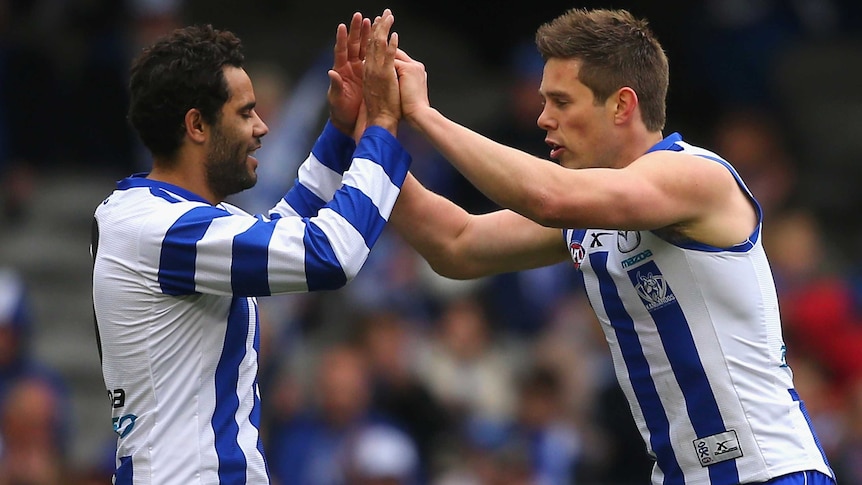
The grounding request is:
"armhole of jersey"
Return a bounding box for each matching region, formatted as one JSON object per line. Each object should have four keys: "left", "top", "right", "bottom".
{"left": 651, "top": 154, "right": 762, "bottom": 253}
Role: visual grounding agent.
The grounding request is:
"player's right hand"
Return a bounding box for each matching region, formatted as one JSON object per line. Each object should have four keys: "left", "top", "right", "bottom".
{"left": 394, "top": 48, "right": 430, "bottom": 124}
{"left": 327, "top": 12, "right": 370, "bottom": 136}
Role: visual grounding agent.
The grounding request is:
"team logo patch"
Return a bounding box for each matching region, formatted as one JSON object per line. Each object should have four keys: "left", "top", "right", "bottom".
{"left": 693, "top": 430, "right": 743, "bottom": 466}
{"left": 633, "top": 270, "right": 677, "bottom": 311}
{"left": 570, "top": 242, "right": 586, "bottom": 270}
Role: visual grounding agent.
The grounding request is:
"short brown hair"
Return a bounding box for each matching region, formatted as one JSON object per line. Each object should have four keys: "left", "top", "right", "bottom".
{"left": 535, "top": 8, "right": 668, "bottom": 131}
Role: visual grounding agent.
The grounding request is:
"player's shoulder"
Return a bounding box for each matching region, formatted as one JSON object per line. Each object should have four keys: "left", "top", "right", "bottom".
{"left": 630, "top": 149, "right": 718, "bottom": 175}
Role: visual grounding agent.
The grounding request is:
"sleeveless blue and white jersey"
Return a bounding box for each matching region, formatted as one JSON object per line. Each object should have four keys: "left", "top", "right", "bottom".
{"left": 92, "top": 123, "right": 410, "bottom": 485}
{"left": 564, "top": 133, "right": 834, "bottom": 485}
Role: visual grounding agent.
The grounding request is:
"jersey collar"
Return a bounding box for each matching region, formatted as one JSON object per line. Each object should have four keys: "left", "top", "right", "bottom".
{"left": 117, "top": 173, "right": 212, "bottom": 205}
{"left": 646, "top": 132, "right": 683, "bottom": 153}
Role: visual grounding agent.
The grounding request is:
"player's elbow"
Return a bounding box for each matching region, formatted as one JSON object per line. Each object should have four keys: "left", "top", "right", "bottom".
{"left": 426, "top": 258, "right": 481, "bottom": 280}
{"left": 422, "top": 245, "right": 490, "bottom": 280}
{"left": 522, "top": 188, "right": 568, "bottom": 228}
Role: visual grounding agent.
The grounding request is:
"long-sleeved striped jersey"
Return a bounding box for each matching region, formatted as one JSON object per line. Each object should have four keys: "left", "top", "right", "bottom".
{"left": 91, "top": 123, "right": 410, "bottom": 485}
{"left": 564, "top": 133, "right": 834, "bottom": 485}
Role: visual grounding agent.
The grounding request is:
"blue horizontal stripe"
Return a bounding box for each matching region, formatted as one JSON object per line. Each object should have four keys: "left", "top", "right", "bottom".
{"left": 329, "top": 185, "right": 385, "bottom": 249}
{"left": 231, "top": 219, "right": 277, "bottom": 296}
{"left": 354, "top": 126, "right": 411, "bottom": 187}
{"left": 311, "top": 120, "right": 356, "bottom": 174}
{"left": 284, "top": 179, "right": 326, "bottom": 218}
{"left": 159, "top": 206, "right": 231, "bottom": 295}
{"left": 303, "top": 219, "right": 346, "bottom": 291}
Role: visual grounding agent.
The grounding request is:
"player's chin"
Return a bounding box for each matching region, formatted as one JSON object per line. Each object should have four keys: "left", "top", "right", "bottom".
{"left": 240, "top": 164, "right": 258, "bottom": 189}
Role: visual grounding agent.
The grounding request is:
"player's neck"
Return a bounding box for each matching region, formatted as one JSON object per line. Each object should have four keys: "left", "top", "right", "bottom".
{"left": 148, "top": 161, "right": 220, "bottom": 206}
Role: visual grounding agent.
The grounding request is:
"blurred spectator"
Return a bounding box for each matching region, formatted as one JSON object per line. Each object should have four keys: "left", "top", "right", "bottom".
{"left": 0, "top": 377, "right": 67, "bottom": 485}
{"left": 511, "top": 364, "right": 581, "bottom": 485}
{"left": 0, "top": 269, "right": 71, "bottom": 482}
{"left": 415, "top": 295, "right": 521, "bottom": 435}
{"left": 0, "top": 161, "right": 34, "bottom": 222}
{"left": 266, "top": 343, "right": 413, "bottom": 485}
{"left": 485, "top": 38, "right": 547, "bottom": 160}
{"left": 711, "top": 108, "right": 798, "bottom": 215}
{"left": 358, "top": 309, "right": 454, "bottom": 483}
{"left": 344, "top": 424, "right": 421, "bottom": 485}
{"left": 433, "top": 433, "right": 533, "bottom": 485}
{"left": 831, "top": 379, "right": 862, "bottom": 483}
{"left": 0, "top": 268, "right": 68, "bottom": 405}
{"left": 764, "top": 208, "right": 862, "bottom": 393}
{"left": 685, "top": 0, "right": 841, "bottom": 111}
{"left": 578, "top": 374, "right": 654, "bottom": 484}
{"left": 128, "top": 0, "right": 184, "bottom": 53}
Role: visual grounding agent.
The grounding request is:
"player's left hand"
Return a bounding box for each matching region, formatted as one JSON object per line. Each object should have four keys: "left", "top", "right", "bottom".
{"left": 327, "top": 12, "right": 371, "bottom": 136}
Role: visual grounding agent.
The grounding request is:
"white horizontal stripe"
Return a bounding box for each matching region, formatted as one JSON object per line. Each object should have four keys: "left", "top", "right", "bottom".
{"left": 296, "top": 152, "right": 343, "bottom": 201}
{"left": 342, "top": 157, "right": 400, "bottom": 220}
{"left": 312, "top": 207, "right": 370, "bottom": 280}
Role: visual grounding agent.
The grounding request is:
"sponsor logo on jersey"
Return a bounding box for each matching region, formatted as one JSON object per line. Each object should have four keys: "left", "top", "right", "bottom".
{"left": 693, "top": 430, "right": 743, "bottom": 466}
{"left": 621, "top": 249, "right": 653, "bottom": 268}
{"left": 617, "top": 231, "right": 641, "bottom": 253}
{"left": 113, "top": 414, "right": 138, "bottom": 438}
{"left": 590, "top": 231, "right": 613, "bottom": 248}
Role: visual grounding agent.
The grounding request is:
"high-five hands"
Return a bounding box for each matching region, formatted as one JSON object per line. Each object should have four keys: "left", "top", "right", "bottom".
{"left": 393, "top": 48, "right": 430, "bottom": 125}
{"left": 363, "top": 9, "right": 401, "bottom": 134}
{"left": 327, "top": 12, "right": 371, "bottom": 136}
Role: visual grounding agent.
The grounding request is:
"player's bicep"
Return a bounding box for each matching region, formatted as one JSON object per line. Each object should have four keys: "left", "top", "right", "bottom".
{"left": 589, "top": 152, "right": 730, "bottom": 230}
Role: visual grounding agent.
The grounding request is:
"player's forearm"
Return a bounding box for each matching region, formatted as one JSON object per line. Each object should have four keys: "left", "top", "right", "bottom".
{"left": 390, "top": 174, "right": 486, "bottom": 280}
{"left": 407, "top": 106, "right": 556, "bottom": 223}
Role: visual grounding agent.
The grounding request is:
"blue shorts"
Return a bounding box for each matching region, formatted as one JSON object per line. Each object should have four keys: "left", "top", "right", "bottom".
{"left": 761, "top": 470, "right": 836, "bottom": 485}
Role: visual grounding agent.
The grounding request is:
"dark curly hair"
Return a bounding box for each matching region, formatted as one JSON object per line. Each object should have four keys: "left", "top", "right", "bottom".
{"left": 535, "top": 9, "right": 668, "bottom": 132}
{"left": 128, "top": 24, "right": 245, "bottom": 161}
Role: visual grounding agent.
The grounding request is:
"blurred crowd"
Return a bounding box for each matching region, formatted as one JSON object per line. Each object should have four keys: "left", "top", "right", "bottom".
{"left": 2, "top": 0, "right": 862, "bottom": 484}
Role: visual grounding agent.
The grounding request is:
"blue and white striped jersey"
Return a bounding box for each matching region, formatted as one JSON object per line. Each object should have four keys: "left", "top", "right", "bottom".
{"left": 564, "top": 133, "right": 834, "bottom": 485}
{"left": 92, "top": 123, "right": 410, "bottom": 485}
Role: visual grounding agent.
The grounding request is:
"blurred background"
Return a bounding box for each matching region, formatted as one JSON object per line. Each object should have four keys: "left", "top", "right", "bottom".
{"left": 1, "top": 0, "right": 862, "bottom": 483}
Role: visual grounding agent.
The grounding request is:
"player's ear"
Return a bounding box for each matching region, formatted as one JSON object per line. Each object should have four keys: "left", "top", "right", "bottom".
{"left": 184, "top": 108, "right": 207, "bottom": 144}
{"left": 613, "top": 87, "right": 638, "bottom": 125}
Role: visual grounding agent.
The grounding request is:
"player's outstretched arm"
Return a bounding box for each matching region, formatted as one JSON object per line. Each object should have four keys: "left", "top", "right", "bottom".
{"left": 390, "top": 173, "right": 569, "bottom": 280}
